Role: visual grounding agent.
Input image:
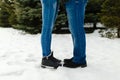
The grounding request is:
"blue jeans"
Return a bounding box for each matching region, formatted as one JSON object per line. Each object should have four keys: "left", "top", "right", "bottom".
{"left": 40, "top": 0, "right": 87, "bottom": 64}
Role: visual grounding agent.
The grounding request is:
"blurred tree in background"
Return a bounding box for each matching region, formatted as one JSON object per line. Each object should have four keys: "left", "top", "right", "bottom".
{"left": 53, "top": 1, "right": 68, "bottom": 33}
{"left": 0, "top": 0, "right": 42, "bottom": 34}
{"left": 0, "top": 0, "right": 12, "bottom": 27}
{"left": 0, "top": 0, "right": 119, "bottom": 36}
{"left": 12, "top": 0, "right": 42, "bottom": 34}
{"left": 85, "top": 0, "right": 105, "bottom": 29}
{"left": 101, "top": 0, "right": 120, "bottom": 38}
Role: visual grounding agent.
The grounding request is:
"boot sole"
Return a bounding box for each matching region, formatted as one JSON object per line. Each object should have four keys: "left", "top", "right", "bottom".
{"left": 41, "top": 65, "right": 59, "bottom": 69}
{"left": 63, "top": 64, "right": 87, "bottom": 68}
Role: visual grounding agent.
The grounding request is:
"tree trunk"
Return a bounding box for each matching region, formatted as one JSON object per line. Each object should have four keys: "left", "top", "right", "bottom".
{"left": 93, "top": 22, "right": 97, "bottom": 29}
{"left": 117, "top": 28, "right": 120, "bottom": 38}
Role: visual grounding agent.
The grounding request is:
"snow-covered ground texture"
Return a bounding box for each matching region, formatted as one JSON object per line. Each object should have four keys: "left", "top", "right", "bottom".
{"left": 0, "top": 27, "right": 120, "bottom": 80}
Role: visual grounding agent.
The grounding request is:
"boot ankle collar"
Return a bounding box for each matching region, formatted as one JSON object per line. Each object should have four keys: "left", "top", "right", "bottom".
{"left": 43, "top": 52, "right": 53, "bottom": 59}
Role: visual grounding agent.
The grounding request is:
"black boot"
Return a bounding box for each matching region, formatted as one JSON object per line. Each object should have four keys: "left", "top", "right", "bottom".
{"left": 41, "top": 52, "right": 61, "bottom": 69}
{"left": 64, "top": 58, "right": 73, "bottom": 63}
{"left": 63, "top": 58, "right": 87, "bottom": 68}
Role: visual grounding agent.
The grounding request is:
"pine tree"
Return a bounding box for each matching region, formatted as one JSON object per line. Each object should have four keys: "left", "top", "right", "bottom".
{"left": 54, "top": 2, "right": 68, "bottom": 33}
{"left": 0, "top": 0, "right": 11, "bottom": 27}
{"left": 85, "top": 0, "right": 105, "bottom": 29}
{"left": 12, "top": 0, "right": 42, "bottom": 34}
{"left": 101, "top": 0, "right": 120, "bottom": 38}
{"left": 0, "top": 0, "right": 17, "bottom": 27}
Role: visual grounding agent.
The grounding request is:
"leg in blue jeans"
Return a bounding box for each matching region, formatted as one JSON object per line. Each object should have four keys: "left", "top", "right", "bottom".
{"left": 41, "top": 0, "right": 87, "bottom": 65}
{"left": 65, "top": 0, "right": 87, "bottom": 64}
{"left": 40, "top": 0, "right": 59, "bottom": 56}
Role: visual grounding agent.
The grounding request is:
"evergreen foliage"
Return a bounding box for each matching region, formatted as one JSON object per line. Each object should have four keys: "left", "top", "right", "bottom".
{"left": 0, "top": 0, "right": 11, "bottom": 27}
{"left": 2, "top": 0, "right": 119, "bottom": 35}
{"left": 85, "top": 0, "right": 105, "bottom": 29}
{"left": 101, "top": 0, "right": 120, "bottom": 38}
{"left": 12, "top": 0, "right": 42, "bottom": 34}
{"left": 54, "top": 2, "right": 68, "bottom": 32}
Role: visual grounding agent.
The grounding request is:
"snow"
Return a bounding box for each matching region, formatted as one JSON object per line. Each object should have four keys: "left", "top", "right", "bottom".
{"left": 84, "top": 23, "right": 105, "bottom": 28}
{"left": 0, "top": 27, "right": 120, "bottom": 80}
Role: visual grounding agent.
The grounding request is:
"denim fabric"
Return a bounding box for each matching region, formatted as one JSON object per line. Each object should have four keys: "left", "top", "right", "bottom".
{"left": 40, "top": 0, "right": 87, "bottom": 64}
{"left": 40, "top": 0, "right": 59, "bottom": 56}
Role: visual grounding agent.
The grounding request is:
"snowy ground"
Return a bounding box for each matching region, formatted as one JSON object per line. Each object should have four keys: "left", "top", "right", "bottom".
{"left": 0, "top": 27, "right": 120, "bottom": 80}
